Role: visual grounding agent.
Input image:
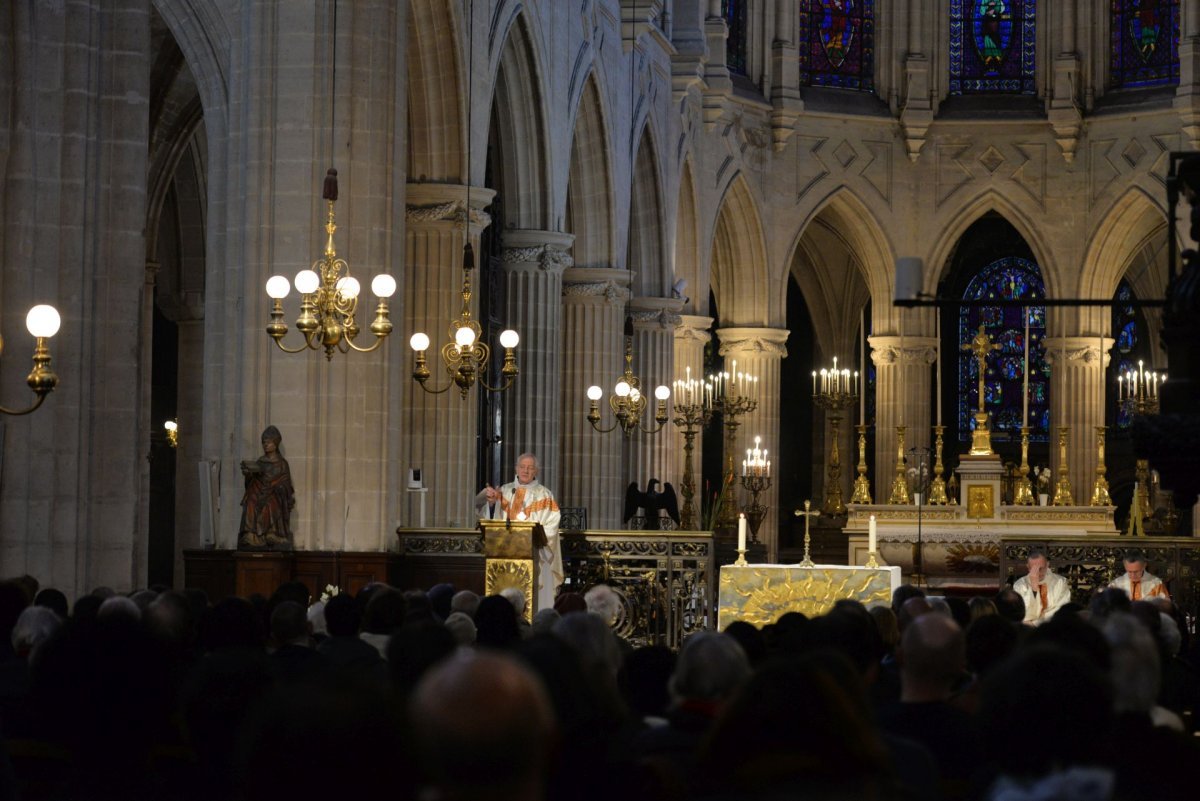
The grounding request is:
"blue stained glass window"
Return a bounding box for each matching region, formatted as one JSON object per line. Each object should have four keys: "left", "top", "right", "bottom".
{"left": 722, "top": 0, "right": 749, "bottom": 75}
{"left": 1109, "top": 282, "right": 1144, "bottom": 431}
{"left": 1111, "top": 1, "right": 1180, "bottom": 89}
{"left": 959, "top": 256, "right": 1049, "bottom": 442}
{"left": 949, "top": 0, "right": 1037, "bottom": 95}
{"left": 799, "top": 1, "right": 876, "bottom": 91}
{"left": 1117, "top": 320, "right": 1137, "bottom": 353}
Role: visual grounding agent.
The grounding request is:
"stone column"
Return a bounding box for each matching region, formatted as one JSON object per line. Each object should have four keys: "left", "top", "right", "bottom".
{"left": 1044, "top": 336, "right": 1111, "bottom": 503}
{"left": 402, "top": 184, "right": 494, "bottom": 527}
{"left": 560, "top": 268, "right": 629, "bottom": 530}
{"left": 870, "top": 336, "right": 937, "bottom": 490}
{"left": 627, "top": 297, "right": 684, "bottom": 499}
{"left": 716, "top": 327, "right": 790, "bottom": 560}
{"left": 674, "top": 316, "right": 713, "bottom": 528}
{"left": 501, "top": 230, "right": 574, "bottom": 493}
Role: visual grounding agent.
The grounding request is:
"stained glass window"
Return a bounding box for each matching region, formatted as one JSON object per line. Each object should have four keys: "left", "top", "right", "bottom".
{"left": 1109, "top": 282, "right": 1143, "bottom": 430}
{"left": 1111, "top": 1, "right": 1180, "bottom": 89}
{"left": 798, "top": 1, "right": 876, "bottom": 91}
{"left": 949, "top": 0, "right": 1037, "bottom": 95}
{"left": 959, "top": 257, "right": 1049, "bottom": 442}
{"left": 722, "top": 0, "right": 749, "bottom": 75}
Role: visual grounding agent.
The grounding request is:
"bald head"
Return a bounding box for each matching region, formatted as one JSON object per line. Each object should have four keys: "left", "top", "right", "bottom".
{"left": 898, "top": 596, "right": 932, "bottom": 632}
{"left": 411, "top": 651, "right": 555, "bottom": 801}
{"left": 899, "top": 612, "right": 965, "bottom": 701}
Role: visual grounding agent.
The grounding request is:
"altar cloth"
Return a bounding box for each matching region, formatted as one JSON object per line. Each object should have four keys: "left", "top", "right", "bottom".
{"left": 717, "top": 563, "right": 902, "bottom": 629}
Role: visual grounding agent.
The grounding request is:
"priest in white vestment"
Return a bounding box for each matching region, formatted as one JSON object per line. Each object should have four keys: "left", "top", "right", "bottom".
{"left": 1109, "top": 549, "right": 1170, "bottom": 601}
{"left": 476, "top": 453, "right": 562, "bottom": 611}
{"left": 1012, "top": 549, "right": 1071, "bottom": 625}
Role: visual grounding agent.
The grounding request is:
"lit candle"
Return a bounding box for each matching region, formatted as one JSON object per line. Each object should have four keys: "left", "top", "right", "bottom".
{"left": 1022, "top": 308, "right": 1030, "bottom": 428}
{"left": 742, "top": 458, "right": 747, "bottom": 477}
{"left": 868, "top": 514, "right": 877, "bottom": 555}
{"left": 737, "top": 514, "right": 747, "bottom": 552}
{"left": 1117, "top": 374, "right": 1123, "bottom": 402}
{"left": 936, "top": 312, "right": 942, "bottom": 426}
{"left": 766, "top": 459, "right": 771, "bottom": 477}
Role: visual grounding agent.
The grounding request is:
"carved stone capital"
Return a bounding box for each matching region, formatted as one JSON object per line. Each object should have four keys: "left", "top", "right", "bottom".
{"left": 675, "top": 315, "right": 713, "bottom": 344}
{"left": 405, "top": 183, "right": 494, "bottom": 233}
{"left": 561, "top": 267, "right": 630, "bottom": 304}
{"left": 629, "top": 296, "right": 685, "bottom": 330}
{"left": 405, "top": 200, "right": 491, "bottom": 229}
{"left": 716, "top": 327, "right": 790, "bottom": 359}
{"left": 869, "top": 336, "right": 938, "bottom": 367}
{"left": 1044, "top": 337, "right": 1114, "bottom": 370}
{"left": 502, "top": 230, "right": 575, "bottom": 275}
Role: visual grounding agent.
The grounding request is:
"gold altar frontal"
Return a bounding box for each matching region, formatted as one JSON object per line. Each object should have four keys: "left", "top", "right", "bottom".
{"left": 718, "top": 564, "right": 902, "bottom": 629}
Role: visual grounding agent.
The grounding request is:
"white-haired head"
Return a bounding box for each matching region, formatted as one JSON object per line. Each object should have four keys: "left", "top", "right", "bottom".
{"left": 11, "top": 606, "right": 62, "bottom": 660}
{"left": 584, "top": 584, "right": 621, "bottom": 627}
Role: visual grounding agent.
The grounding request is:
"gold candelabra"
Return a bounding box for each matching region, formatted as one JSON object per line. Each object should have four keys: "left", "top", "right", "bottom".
{"left": 1052, "top": 426, "right": 1074, "bottom": 506}
{"left": 670, "top": 397, "right": 712, "bottom": 530}
{"left": 266, "top": 170, "right": 396, "bottom": 361}
{"left": 812, "top": 358, "right": 859, "bottom": 515}
{"left": 0, "top": 304, "right": 61, "bottom": 416}
{"left": 850, "top": 424, "right": 873, "bottom": 504}
{"left": 1012, "top": 426, "right": 1035, "bottom": 505}
{"left": 1117, "top": 360, "right": 1164, "bottom": 417}
{"left": 888, "top": 425, "right": 911, "bottom": 504}
{"left": 1090, "top": 426, "right": 1112, "bottom": 506}
{"left": 709, "top": 362, "right": 758, "bottom": 529}
{"left": 927, "top": 425, "right": 949, "bottom": 505}
{"left": 740, "top": 436, "right": 772, "bottom": 543}
{"left": 587, "top": 319, "right": 669, "bottom": 435}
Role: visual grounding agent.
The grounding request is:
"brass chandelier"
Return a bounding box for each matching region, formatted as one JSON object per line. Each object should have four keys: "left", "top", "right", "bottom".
{"left": 586, "top": 318, "right": 669, "bottom": 436}
{"left": 0, "top": 304, "right": 61, "bottom": 416}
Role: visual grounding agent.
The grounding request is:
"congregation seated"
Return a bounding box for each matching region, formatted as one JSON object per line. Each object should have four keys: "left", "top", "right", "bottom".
{"left": 1, "top": 573, "right": 1198, "bottom": 801}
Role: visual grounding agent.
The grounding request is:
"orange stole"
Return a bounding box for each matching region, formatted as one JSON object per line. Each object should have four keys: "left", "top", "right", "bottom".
{"left": 1038, "top": 584, "right": 1048, "bottom": 615}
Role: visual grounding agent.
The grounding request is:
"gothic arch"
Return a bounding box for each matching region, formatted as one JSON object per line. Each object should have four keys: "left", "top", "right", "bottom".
{"left": 566, "top": 73, "right": 615, "bottom": 268}
{"left": 1080, "top": 186, "right": 1169, "bottom": 303}
{"left": 709, "top": 174, "right": 768, "bottom": 326}
{"left": 630, "top": 125, "right": 668, "bottom": 296}
{"left": 926, "top": 191, "right": 1062, "bottom": 301}
{"left": 486, "top": 11, "right": 551, "bottom": 229}
{"left": 152, "top": 0, "right": 229, "bottom": 139}
{"left": 407, "top": 0, "right": 464, "bottom": 183}
{"left": 674, "top": 158, "right": 703, "bottom": 315}
{"left": 787, "top": 187, "right": 891, "bottom": 337}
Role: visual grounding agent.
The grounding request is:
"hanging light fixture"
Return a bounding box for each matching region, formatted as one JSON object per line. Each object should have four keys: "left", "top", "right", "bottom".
{"left": 409, "top": 0, "right": 519, "bottom": 398}
{"left": 262, "top": 1, "right": 395, "bottom": 361}
{"left": 0, "top": 304, "right": 61, "bottom": 416}
{"left": 586, "top": 317, "right": 670, "bottom": 436}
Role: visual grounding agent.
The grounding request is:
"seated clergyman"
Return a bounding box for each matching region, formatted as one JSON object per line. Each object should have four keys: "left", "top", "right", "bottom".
{"left": 1012, "top": 549, "right": 1071, "bottom": 626}
{"left": 1109, "top": 549, "right": 1169, "bottom": 601}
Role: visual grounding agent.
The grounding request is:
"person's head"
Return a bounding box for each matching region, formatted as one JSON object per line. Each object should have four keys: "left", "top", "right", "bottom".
{"left": 98, "top": 596, "right": 141, "bottom": 623}
{"left": 1103, "top": 612, "right": 1161, "bottom": 714}
{"left": 552, "top": 611, "right": 623, "bottom": 677}
{"left": 362, "top": 587, "right": 408, "bottom": 635}
{"left": 270, "top": 601, "right": 310, "bottom": 646}
{"left": 145, "top": 590, "right": 197, "bottom": 647}
{"left": 669, "top": 631, "right": 750, "bottom": 706}
{"left": 450, "top": 590, "right": 480, "bottom": 619}
{"left": 474, "top": 595, "right": 521, "bottom": 650}
{"left": 723, "top": 620, "right": 768, "bottom": 665}
{"left": 968, "top": 596, "right": 998, "bottom": 622}
{"left": 322, "top": 593, "right": 360, "bottom": 637}
{"left": 428, "top": 583, "right": 456, "bottom": 621}
{"left": 552, "top": 591, "right": 586, "bottom": 616}
{"left": 530, "top": 608, "right": 560, "bottom": 636}
{"left": 994, "top": 588, "right": 1026, "bottom": 623}
{"left": 891, "top": 583, "right": 926, "bottom": 614}
{"left": 897, "top": 595, "right": 932, "bottom": 632}
{"left": 965, "top": 614, "right": 1018, "bottom": 677}
{"left": 583, "top": 584, "right": 620, "bottom": 627}
{"left": 11, "top": 605, "right": 62, "bottom": 660}
{"left": 499, "top": 587, "right": 527, "bottom": 621}
{"left": 34, "top": 588, "right": 69, "bottom": 619}
{"left": 444, "top": 611, "right": 477, "bottom": 645}
{"left": 898, "top": 611, "right": 964, "bottom": 699}
{"left": 1122, "top": 549, "right": 1147, "bottom": 581}
{"left": 868, "top": 606, "right": 900, "bottom": 651}
{"left": 410, "top": 650, "right": 555, "bottom": 801}
{"left": 1090, "top": 586, "right": 1132, "bottom": 620}
{"left": 514, "top": 453, "right": 539, "bottom": 485}
{"left": 1026, "top": 548, "right": 1050, "bottom": 583}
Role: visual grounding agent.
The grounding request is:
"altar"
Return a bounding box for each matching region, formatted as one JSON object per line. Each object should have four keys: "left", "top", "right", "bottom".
{"left": 717, "top": 563, "right": 901, "bottom": 629}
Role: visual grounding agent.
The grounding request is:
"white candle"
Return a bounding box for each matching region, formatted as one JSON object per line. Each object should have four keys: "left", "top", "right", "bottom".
{"left": 936, "top": 313, "right": 942, "bottom": 426}
{"left": 868, "top": 514, "right": 877, "bottom": 555}
{"left": 1022, "top": 309, "right": 1030, "bottom": 428}
{"left": 737, "top": 514, "right": 747, "bottom": 552}
{"left": 766, "top": 459, "right": 771, "bottom": 477}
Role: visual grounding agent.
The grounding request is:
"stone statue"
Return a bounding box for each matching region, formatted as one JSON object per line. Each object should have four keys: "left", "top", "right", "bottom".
{"left": 238, "top": 425, "right": 295, "bottom": 550}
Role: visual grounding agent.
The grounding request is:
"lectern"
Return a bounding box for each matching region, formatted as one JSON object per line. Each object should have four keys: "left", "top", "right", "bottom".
{"left": 479, "top": 519, "right": 547, "bottom": 622}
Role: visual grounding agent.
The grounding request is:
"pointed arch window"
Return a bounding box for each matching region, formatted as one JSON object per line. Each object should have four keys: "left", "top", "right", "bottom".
{"left": 722, "top": 0, "right": 749, "bottom": 75}
{"left": 949, "top": 0, "right": 1037, "bottom": 95}
{"left": 958, "top": 257, "right": 1049, "bottom": 442}
{"left": 798, "top": 1, "right": 875, "bottom": 91}
{"left": 1111, "top": 1, "right": 1180, "bottom": 89}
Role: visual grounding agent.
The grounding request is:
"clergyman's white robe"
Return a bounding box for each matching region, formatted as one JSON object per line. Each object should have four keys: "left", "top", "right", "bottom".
{"left": 476, "top": 478, "right": 562, "bottom": 611}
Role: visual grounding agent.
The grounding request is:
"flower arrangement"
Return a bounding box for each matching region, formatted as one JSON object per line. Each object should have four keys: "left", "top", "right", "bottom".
{"left": 1033, "top": 467, "right": 1052, "bottom": 490}
{"left": 319, "top": 584, "right": 340, "bottom": 604}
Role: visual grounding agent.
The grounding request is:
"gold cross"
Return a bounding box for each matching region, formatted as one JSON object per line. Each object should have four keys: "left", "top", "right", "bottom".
{"left": 962, "top": 325, "right": 1001, "bottom": 414}
{"left": 796, "top": 499, "right": 820, "bottom": 567}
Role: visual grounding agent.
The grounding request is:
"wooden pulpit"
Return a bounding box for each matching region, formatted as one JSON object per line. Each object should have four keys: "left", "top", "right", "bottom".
{"left": 479, "top": 519, "right": 547, "bottom": 622}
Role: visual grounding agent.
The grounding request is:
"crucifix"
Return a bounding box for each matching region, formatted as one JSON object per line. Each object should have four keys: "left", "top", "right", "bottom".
{"left": 962, "top": 324, "right": 1002, "bottom": 456}
{"left": 796, "top": 499, "right": 820, "bottom": 568}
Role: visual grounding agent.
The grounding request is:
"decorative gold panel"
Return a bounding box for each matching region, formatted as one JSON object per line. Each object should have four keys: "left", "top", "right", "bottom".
{"left": 484, "top": 558, "right": 534, "bottom": 623}
{"left": 717, "top": 566, "right": 896, "bottom": 629}
{"left": 967, "top": 485, "right": 994, "bottom": 519}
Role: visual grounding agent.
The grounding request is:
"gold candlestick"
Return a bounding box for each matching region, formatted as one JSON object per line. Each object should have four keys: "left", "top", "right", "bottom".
{"left": 927, "top": 425, "right": 949, "bottom": 505}
{"left": 888, "top": 425, "right": 910, "bottom": 505}
{"left": 671, "top": 402, "right": 712, "bottom": 529}
{"left": 1013, "top": 426, "right": 1035, "bottom": 505}
{"left": 812, "top": 366, "right": 857, "bottom": 515}
{"left": 733, "top": 547, "right": 749, "bottom": 566}
{"left": 1090, "top": 426, "right": 1112, "bottom": 506}
{"left": 850, "top": 424, "right": 873, "bottom": 504}
{"left": 1052, "top": 426, "right": 1074, "bottom": 506}
{"left": 713, "top": 394, "right": 756, "bottom": 529}
{"left": 823, "top": 414, "right": 846, "bottom": 514}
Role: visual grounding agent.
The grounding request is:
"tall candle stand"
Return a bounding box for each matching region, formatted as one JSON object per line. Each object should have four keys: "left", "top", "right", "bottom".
{"left": 1052, "top": 426, "right": 1074, "bottom": 506}
{"left": 740, "top": 472, "right": 772, "bottom": 543}
{"left": 671, "top": 401, "right": 712, "bottom": 530}
{"left": 850, "top": 424, "right": 873, "bottom": 504}
{"left": 927, "top": 425, "right": 949, "bottom": 505}
{"left": 1012, "top": 426, "right": 1035, "bottom": 505}
{"left": 812, "top": 359, "right": 858, "bottom": 515}
{"left": 1090, "top": 426, "right": 1112, "bottom": 507}
{"left": 713, "top": 393, "right": 757, "bottom": 529}
{"left": 888, "top": 425, "right": 911, "bottom": 505}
